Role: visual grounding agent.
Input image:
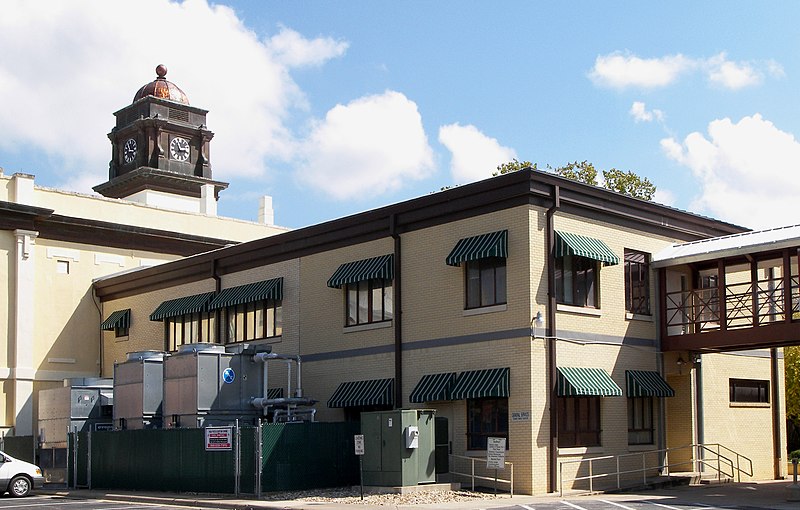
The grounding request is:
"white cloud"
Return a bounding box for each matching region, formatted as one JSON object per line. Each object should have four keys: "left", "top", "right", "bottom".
{"left": 439, "top": 123, "right": 517, "bottom": 184}
{"left": 653, "top": 188, "right": 676, "bottom": 207}
{"left": 591, "top": 51, "right": 777, "bottom": 91}
{"left": 706, "top": 53, "right": 761, "bottom": 90}
{"left": 661, "top": 114, "right": 800, "bottom": 229}
{"left": 438, "top": 124, "right": 517, "bottom": 184}
{"left": 629, "top": 101, "right": 664, "bottom": 123}
{"left": 589, "top": 52, "right": 694, "bottom": 89}
{"left": 295, "top": 91, "right": 435, "bottom": 200}
{"left": 0, "top": 0, "right": 347, "bottom": 191}
{"left": 267, "top": 25, "right": 348, "bottom": 67}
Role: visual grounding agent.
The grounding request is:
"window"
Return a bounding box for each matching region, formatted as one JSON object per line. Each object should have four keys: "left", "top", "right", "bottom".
{"left": 345, "top": 278, "right": 392, "bottom": 326}
{"left": 56, "top": 260, "right": 70, "bottom": 274}
{"left": 624, "top": 250, "right": 650, "bottom": 315}
{"left": 729, "top": 378, "right": 769, "bottom": 403}
{"left": 555, "top": 255, "right": 598, "bottom": 308}
{"left": 221, "top": 299, "right": 282, "bottom": 343}
{"left": 165, "top": 311, "right": 216, "bottom": 351}
{"left": 628, "top": 397, "right": 654, "bottom": 445}
{"left": 558, "top": 397, "right": 601, "bottom": 447}
{"left": 467, "top": 397, "right": 508, "bottom": 450}
{"left": 114, "top": 325, "right": 129, "bottom": 338}
{"left": 465, "top": 257, "right": 507, "bottom": 309}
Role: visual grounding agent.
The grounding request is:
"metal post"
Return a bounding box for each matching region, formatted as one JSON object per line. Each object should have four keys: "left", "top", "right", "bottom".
{"left": 256, "top": 420, "right": 263, "bottom": 498}
{"left": 494, "top": 469, "right": 498, "bottom": 496}
{"left": 234, "top": 420, "right": 241, "bottom": 496}
{"left": 87, "top": 431, "right": 92, "bottom": 490}
{"left": 793, "top": 459, "right": 798, "bottom": 484}
{"left": 717, "top": 445, "right": 721, "bottom": 482}
{"left": 642, "top": 454, "right": 646, "bottom": 486}
{"left": 72, "top": 426, "right": 78, "bottom": 489}
{"left": 559, "top": 462, "right": 563, "bottom": 497}
{"left": 589, "top": 458, "right": 593, "bottom": 494}
{"left": 665, "top": 449, "right": 670, "bottom": 478}
{"left": 510, "top": 462, "right": 514, "bottom": 496}
{"left": 616, "top": 456, "right": 620, "bottom": 489}
{"left": 471, "top": 458, "right": 475, "bottom": 491}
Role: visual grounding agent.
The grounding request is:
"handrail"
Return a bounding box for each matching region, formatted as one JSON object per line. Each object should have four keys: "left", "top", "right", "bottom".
{"left": 448, "top": 453, "right": 514, "bottom": 496}
{"left": 559, "top": 443, "right": 753, "bottom": 496}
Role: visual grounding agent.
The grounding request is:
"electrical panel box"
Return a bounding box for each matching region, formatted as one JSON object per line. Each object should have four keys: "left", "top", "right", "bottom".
{"left": 361, "top": 409, "right": 435, "bottom": 487}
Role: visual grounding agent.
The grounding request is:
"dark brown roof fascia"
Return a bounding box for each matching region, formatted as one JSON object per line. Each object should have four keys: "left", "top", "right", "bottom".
{"left": 0, "top": 201, "right": 54, "bottom": 230}
{"left": 93, "top": 169, "right": 749, "bottom": 301}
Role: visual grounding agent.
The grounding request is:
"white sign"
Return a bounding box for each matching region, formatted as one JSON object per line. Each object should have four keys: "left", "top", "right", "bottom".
{"left": 354, "top": 434, "right": 365, "bottom": 455}
{"left": 511, "top": 411, "right": 530, "bottom": 422}
{"left": 486, "top": 437, "right": 506, "bottom": 470}
{"left": 205, "top": 426, "right": 233, "bottom": 451}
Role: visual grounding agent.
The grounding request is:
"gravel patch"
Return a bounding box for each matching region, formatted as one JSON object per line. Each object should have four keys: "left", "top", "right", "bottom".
{"left": 261, "top": 486, "right": 498, "bottom": 505}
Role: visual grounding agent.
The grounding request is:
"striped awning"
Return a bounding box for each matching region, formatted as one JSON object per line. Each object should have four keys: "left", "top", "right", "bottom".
{"left": 327, "top": 378, "right": 395, "bottom": 408}
{"left": 450, "top": 368, "right": 510, "bottom": 400}
{"left": 100, "top": 309, "right": 130, "bottom": 331}
{"left": 555, "top": 231, "right": 619, "bottom": 265}
{"left": 557, "top": 367, "right": 622, "bottom": 397}
{"left": 209, "top": 278, "right": 283, "bottom": 310}
{"left": 149, "top": 292, "right": 214, "bottom": 321}
{"left": 446, "top": 230, "right": 508, "bottom": 266}
{"left": 409, "top": 373, "right": 457, "bottom": 403}
{"left": 267, "top": 388, "right": 284, "bottom": 399}
{"left": 626, "top": 370, "right": 675, "bottom": 397}
{"left": 327, "top": 254, "right": 394, "bottom": 289}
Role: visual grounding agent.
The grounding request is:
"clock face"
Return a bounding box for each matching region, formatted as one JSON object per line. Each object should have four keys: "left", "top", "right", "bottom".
{"left": 123, "top": 138, "right": 137, "bottom": 164}
{"left": 169, "top": 137, "right": 190, "bottom": 162}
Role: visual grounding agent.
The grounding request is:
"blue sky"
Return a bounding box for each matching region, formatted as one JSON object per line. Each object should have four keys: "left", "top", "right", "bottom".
{"left": 1, "top": 1, "right": 798, "bottom": 230}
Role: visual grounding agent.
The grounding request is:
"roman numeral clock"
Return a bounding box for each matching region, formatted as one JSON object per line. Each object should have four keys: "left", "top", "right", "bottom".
{"left": 94, "top": 64, "right": 228, "bottom": 202}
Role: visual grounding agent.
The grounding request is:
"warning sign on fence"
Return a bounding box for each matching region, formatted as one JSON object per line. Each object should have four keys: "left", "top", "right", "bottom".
{"left": 205, "top": 426, "right": 233, "bottom": 451}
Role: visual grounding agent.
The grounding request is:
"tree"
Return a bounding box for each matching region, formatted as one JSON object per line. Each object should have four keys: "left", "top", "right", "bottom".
{"left": 602, "top": 168, "right": 656, "bottom": 201}
{"left": 493, "top": 158, "right": 657, "bottom": 201}
{"left": 786, "top": 346, "right": 800, "bottom": 422}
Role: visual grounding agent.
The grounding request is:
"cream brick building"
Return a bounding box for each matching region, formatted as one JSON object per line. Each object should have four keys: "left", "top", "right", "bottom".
{"left": 94, "top": 169, "right": 789, "bottom": 495}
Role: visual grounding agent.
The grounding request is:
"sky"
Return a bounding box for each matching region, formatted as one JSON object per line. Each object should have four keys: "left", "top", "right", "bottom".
{"left": 1, "top": 0, "right": 799, "bottom": 231}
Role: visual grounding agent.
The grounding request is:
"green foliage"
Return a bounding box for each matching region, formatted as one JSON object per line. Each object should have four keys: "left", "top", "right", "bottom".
{"left": 786, "top": 346, "right": 800, "bottom": 421}
{"left": 790, "top": 449, "right": 800, "bottom": 460}
{"left": 554, "top": 160, "right": 598, "bottom": 186}
{"left": 492, "top": 158, "right": 656, "bottom": 201}
{"left": 602, "top": 168, "right": 656, "bottom": 201}
{"left": 493, "top": 159, "right": 536, "bottom": 176}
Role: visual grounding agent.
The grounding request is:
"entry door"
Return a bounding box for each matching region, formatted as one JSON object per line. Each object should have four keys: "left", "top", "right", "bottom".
{"left": 435, "top": 416, "right": 449, "bottom": 474}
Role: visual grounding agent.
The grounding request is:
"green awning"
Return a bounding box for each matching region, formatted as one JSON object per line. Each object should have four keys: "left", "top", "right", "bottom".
{"left": 327, "top": 254, "right": 394, "bottom": 289}
{"left": 409, "top": 373, "right": 457, "bottom": 403}
{"left": 446, "top": 230, "right": 508, "bottom": 266}
{"left": 100, "top": 309, "right": 130, "bottom": 331}
{"left": 149, "top": 292, "right": 214, "bottom": 321}
{"left": 450, "top": 368, "right": 510, "bottom": 399}
{"left": 267, "top": 388, "right": 284, "bottom": 399}
{"left": 327, "top": 378, "right": 395, "bottom": 408}
{"left": 626, "top": 370, "right": 675, "bottom": 398}
{"left": 557, "top": 367, "right": 622, "bottom": 397}
{"left": 555, "top": 231, "right": 619, "bottom": 265}
{"left": 209, "top": 278, "right": 283, "bottom": 310}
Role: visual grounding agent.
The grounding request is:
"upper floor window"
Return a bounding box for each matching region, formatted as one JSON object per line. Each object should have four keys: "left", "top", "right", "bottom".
{"left": 554, "top": 231, "right": 620, "bottom": 309}
{"left": 624, "top": 249, "right": 651, "bottom": 315}
{"left": 166, "top": 311, "right": 216, "bottom": 350}
{"left": 556, "top": 254, "right": 597, "bottom": 307}
{"left": 346, "top": 278, "right": 393, "bottom": 326}
{"left": 466, "top": 257, "right": 507, "bottom": 308}
{"left": 446, "top": 230, "right": 508, "bottom": 310}
{"left": 729, "top": 378, "right": 769, "bottom": 403}
{"left": 100, "top": 309, "right": 131, "bottom": 339}
{"left": 328, "top": 255, "right": 394, "bottom": 327}
{"left": 221, "top": 300, "right": 282, "bottom": 342}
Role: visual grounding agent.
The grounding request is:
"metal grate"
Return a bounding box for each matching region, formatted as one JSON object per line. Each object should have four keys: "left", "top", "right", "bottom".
{"left": 169, "top": 108, "right": 189, "bottom": 122}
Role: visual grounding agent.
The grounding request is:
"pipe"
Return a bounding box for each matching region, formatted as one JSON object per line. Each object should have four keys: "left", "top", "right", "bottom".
{"left": 250, "top": 397, "right": 317, "bottom": 408}
{"left": 771, "top": 347, "right": 782, "bottom": 478}
{"left": 546, "top": 184, "right": 560, "bottom": 494}
{"left": 390, "top": 213, "right": 403, "bottom": 409}
{"left": 252, "top": 352, "right": 304, "bottom": 401}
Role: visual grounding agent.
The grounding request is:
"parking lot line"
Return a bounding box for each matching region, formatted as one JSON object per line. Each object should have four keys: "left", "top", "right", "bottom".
{"left": 518, "top": 505, "right": 536, "bottom": 510}
{"left": 0, "top": 500, "right": 92, "bottom": 509}
{"left": 560, "top": 501, "right": 589, "bottom": 510}
{"left": 644, "top": 501, "right": 685, "bottom": 510}
{"left": 599, "top": 499, "right": 638, "bottom": 509}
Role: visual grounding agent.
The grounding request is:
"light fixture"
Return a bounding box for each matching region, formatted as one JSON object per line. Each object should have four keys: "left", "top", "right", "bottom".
{"left": 535, "top": 311, "right": 544, "bottom": 327}
{"left": 676, "top": 355, "right": 685, "bottom": 375}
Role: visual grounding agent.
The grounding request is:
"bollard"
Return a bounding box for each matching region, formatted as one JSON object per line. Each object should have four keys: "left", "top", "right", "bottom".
{"left": 793, "top": 459, "right": 798, "bottom": 485}
{"left": 787, "top": 458, "right": 800, "bottom": 502}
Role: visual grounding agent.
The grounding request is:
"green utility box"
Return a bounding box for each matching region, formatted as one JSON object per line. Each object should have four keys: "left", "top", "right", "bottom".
{"left": 361, "top": 409, "right": 436, "bottom": 487}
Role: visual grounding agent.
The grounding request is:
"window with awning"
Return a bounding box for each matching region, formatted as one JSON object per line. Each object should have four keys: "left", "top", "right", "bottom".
{"left": 327, "top": 255, "right": 394, "bottom": 289}
{"left": 626, "top": 370, "right": 675, "bottom": 397}
{"left": 327, "top": 378, "right": 395, "bottom": 408}
{"left": 555, "top": 231, "right": 619, "bottom": 265}
{"left": 150, "top": 292, "right": 214, "bottom": 321}
{"left": 446, "top": 230, "right": 508, "bottom": 266}
{"left": 100, "top": 309, "right": 130, "bottom": 331}
{"left": 556, "top": 366, "right": 622, "bottom": 397}
{"left": 208, "top": 278, "right": 283, "bottom": 310}
{"left": 210, "top": 278, "right": 283, "bottom": 343}
{"left": 409, "top": 373, "right": 457, "bottom": 403}
{"left": 447, "top": 230, "right": 508, "bottom": 309}
{"left": 328, "top": 255, "right": 393, "bottom": 327}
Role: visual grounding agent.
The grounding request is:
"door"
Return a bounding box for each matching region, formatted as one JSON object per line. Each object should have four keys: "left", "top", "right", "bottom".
{"left": 435, "top": 416, "right": 449, "bottom": 474}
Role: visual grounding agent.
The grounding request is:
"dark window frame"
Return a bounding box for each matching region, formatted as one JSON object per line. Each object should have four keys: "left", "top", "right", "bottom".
{"left": 114, "top": 325, "right": 129, "bottom": 338}
{"left": 729, "top": 378, "right": 769, "bottom": 403}
{"left": 555, "top": 254, "right": 599, "bottom": 308}
{"left": 624, "top": 249, "right": 651, "bottom": 315}
{"left": 466, "top": 397, "right": 509, "bottom": 450}
{"left": 345, "top": 278, "right": 393, "bottom": 326}
{"left": 465, "top": 257, "right": 507, "bottom": 309}
{"left": 221, "top": 299, "right": 282, "bottom": 344}
{"left": 164, "top": 311, "right": 216, "bottom": 351}
{"left": 627, "top": 396, "right": 654, "bottom": 445}
{"left": 557, "top": 396, "right": 601, "bottom": 447}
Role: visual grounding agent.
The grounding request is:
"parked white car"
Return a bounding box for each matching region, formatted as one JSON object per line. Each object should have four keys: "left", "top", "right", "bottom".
{"left": 0, "top": 452, "right": 44, "bottom": 497}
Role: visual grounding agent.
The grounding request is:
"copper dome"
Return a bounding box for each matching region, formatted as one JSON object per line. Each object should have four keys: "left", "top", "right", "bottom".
{"left": 132, "top": 64, "right": 189, "bottom": 105}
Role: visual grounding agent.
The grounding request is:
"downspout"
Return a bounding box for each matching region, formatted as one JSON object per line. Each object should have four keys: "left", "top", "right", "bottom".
{"left": 390, "top": 213, "right": 403, "bottom": 409}
{"left": 693, "top": 353, "right": 704, "bottom": 471}
{"left": 211, "top": 259, "right": 221, "bottom": 342}
{"left": 546, "top": 184, "right": 560, "bottom": 494}
{"left": 654, "top": 273, "right": 667, "bottom": 464}
{"left": 771, "top": 348, "right": 782, "bottom": 478}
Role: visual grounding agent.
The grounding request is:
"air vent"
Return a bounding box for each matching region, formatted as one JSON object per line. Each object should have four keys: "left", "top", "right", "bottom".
{"left": 169, "top": 108, "right": 189, "bottom": 122}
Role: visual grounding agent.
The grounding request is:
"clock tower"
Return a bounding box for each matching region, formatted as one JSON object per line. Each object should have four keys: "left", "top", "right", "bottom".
{"left": 94, "top": 65, "right": 228, "bottom": 210}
